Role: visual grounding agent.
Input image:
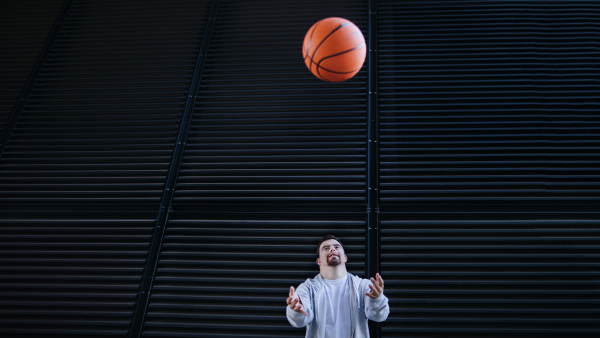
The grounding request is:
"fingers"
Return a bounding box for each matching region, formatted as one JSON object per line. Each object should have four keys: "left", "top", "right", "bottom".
{"left": 295, "top": 302, "right": 308, "bottom": 316}
{"left": 365, "top": 274, "right": 383, "bottom": 299}
{"left": 365, "top": 273, "right": 385, "bottom": 300}
{"left": 368, "top": 283, "right": 381, "bottom": 296}
{"left": 289, "top": 293, "right": 302, "bottom": 306}
{"left": 365, "top": 285, "right": 377, "bottom": 299}
{"left": 287, "top": 287, "right": 299, "bottom": 306}
{"left": 370, "top": 273, "right": 384, "bottom": 291}
{"left": 287, "top": 286, "right": 306, "bottom": 315}
{"left": 370, "top": 278, "right": 383, "bottom": 294}
{"left": 376, "top": 273, "right": 384, "bottom": 288}
{"left": 290, "top": 298, "right": 308, "bottom": 316}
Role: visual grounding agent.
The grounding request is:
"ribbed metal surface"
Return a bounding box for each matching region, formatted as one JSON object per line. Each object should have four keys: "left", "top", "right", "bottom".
{"left": 173, "top": 0, "right": 369, "bottom": 205}
{"left": 0, "top": 206, "right": 155, "bottom": 337}
{"left": 143, "top": 212, "right": 366, "bottom": 337}
{"left": 3, "top": 1, "right": 599, "bottom": 337}
{"left": 142, "top": 0, "right": 369, "bottom": 336}
{"left": 380, "top": 212, "right": 600, "bottom": 337}
{"left": 378, "top": 0, "right": 600, "bottom": 204}
{"left": 0, "top": 0, "right": 65, "bottom": 137}
{"left": 378, "top": 1, "right": 600, "bottom": 337}
{"left": 1, "top": 0, "right": 210, "bottom": 203}
{"left": 0, "top": 0, "right": 211, "bottom": 336}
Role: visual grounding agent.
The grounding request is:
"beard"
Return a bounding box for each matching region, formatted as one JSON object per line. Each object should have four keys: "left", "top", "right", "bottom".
{"left": 327, "top": 254, "right": 341, "bottom": 267}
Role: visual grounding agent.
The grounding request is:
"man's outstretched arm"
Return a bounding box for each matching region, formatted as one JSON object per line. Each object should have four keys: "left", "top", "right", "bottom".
{"left": 286, "top": 285, "right": 314, "bottom": 327}
{"left": 364, "top": 273, "right": 390, "bottom": 322}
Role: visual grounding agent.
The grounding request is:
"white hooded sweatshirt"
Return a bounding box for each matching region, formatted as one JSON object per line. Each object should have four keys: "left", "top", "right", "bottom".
{"left": 286, "top": 273, "right": 390, "bottom": 338}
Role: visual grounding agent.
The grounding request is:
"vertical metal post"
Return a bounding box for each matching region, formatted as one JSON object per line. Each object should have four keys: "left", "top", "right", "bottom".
{"left": 127, "top": 1, "right": 220, "bottom": 337}
{"left": 367, "top": 0, "right": 380, "bottom": 337}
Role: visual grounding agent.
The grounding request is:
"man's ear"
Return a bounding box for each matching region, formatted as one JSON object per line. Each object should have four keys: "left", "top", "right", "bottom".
{"left": 344, "top": 255, "right": 348, "bottom": 263}
{"left": 316, "top": 258, "right": 321, "bottom": 265}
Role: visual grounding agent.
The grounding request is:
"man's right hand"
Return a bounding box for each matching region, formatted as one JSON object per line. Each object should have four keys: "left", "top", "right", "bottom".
{"left": 286, "top": 286, "right": 308, "bottom": 316}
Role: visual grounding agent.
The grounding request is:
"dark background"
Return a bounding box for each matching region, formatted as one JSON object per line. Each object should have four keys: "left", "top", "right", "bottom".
{"left": 1, "top": 0, "right": 599, "bottom": 337}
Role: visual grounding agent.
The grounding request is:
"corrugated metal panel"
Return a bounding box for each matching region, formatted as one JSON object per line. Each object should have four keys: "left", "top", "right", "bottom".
{"left": 144, "top": 212, "right": 366, "bottom": 337}
{"left": 174, "top": 0, "right": 368, "bottom": 206}
{"left": 380, "top": 211, "right": 600, "bottom": 337}
{"left": 1, "top": 0, "right": 211, "bottom": 204}
{"left": 378, "top": 1, "right": 600, "bottom": 337}
{"left": 378, "top": 0, "right": 600, "bottom": 205}
{"left": 3, "top": 1, "right": 598, "bottom": 337}
{"left": 0, "top": 0, "right": 211, "bottom": 336}
{"left": 0, "top": 206, "right": 156, "bottom": 337}
{"left": 0, "top": 0, "right": 65, "bottom": 137}
{"left": 141, "top": 0, "right": 369, "bottom": 336}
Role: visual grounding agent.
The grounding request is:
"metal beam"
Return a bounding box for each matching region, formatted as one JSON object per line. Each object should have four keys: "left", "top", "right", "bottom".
{"left": 127, "top": 1, "right": 221, "bottom": 337}
{"left": 0, "top": 0, "right": 74, "bottom": 158}
{"left": 367, "top": 0, "right": 380, "bottom": 337}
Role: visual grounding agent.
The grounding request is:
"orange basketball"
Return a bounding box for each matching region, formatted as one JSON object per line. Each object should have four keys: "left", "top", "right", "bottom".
{"left": 302, "top": 17, "right": 366, "bottom": 82}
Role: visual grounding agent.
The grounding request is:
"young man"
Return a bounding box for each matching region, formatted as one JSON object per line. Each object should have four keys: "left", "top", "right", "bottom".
{"left": 286, "top": 235, "right": 389, "bottom": 338}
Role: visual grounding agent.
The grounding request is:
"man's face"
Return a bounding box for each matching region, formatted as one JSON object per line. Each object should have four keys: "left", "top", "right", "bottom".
{"left": 317, "top": 239, "right": 347, "bottom": 267}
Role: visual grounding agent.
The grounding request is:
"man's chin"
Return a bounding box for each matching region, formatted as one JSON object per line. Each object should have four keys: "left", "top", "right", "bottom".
{"left": 327, "top": 257, "right": 341, "bottom": 267}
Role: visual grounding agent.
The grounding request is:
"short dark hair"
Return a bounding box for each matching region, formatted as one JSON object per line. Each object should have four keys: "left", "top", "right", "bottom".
{"left": 316, "top": 235, "right": 345, "bottom": 258}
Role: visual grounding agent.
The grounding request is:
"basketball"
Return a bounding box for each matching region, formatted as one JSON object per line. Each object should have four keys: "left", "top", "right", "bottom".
{"left": 302, "top": 17, "right": 366, "bottom": 82}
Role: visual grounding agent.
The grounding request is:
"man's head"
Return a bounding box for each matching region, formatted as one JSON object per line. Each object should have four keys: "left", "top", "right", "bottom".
{"left": 316, "top": 235, "right": 347, "bottom": 267}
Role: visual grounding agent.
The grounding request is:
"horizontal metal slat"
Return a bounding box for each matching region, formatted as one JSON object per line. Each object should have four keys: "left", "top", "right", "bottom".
{"left": 378, "top": 1, "right": 600, "bottom": 337}
{"left": 0, "top": 210, "right": 156, "bottom": 337}
{"left": 0, "top": 0, "right": 65, "bottom": 136}
{"left": 142, "top": 212, "right": 366, "bottom": 337}
{"left": 0, "top": 0, "right": 210, "bottom": 204}
{"left": 378, "top": 0, "right": 600, "bottom": 206}
{"left": 0, "top": 0, "right": 213, "bottom": 336}
{"left": 380, "top": 213, "right": 600, "bottom": 337}
{"left": 174, "top": 0, "right": 368, "bottom": 205}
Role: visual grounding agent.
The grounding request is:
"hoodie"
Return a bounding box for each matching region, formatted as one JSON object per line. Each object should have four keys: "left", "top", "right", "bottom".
{"left": 286, "top": 273, "right": 390, "bottom": 338}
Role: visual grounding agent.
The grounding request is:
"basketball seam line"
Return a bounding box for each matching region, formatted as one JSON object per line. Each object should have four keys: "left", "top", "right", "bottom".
{"left": 314, "top": 23, "right": 350, "bottom": 77}
{"left": 309, "top": 23, "right": 350, "bottom": 74}
{"left": 303, "top": 20, "right": 323, "bottom": 63}
{"left": 316, "top": 42, "right": 366, "bottom": 79}
{"left": 305, "top": 53, "right": 363, "bottom": 75}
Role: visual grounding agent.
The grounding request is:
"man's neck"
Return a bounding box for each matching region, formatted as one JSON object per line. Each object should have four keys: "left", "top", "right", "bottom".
{"left": 320, "top": 265, "right": 348, "bottom": 280}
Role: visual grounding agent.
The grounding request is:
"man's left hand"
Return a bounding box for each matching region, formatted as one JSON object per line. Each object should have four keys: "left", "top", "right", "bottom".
{"left": 364, "top": 273, "right": 384, "bottom": 299}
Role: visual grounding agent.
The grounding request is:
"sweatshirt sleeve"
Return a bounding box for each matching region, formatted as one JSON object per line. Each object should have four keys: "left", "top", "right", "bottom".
{"left": 363, "top": 280, "right": 390, "bottom": 322}
{"left": 286, "top": 281, "right": 315, "bottom": 328}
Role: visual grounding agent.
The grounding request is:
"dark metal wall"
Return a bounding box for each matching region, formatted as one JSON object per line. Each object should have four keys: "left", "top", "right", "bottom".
{"left": 1, "top": 0, "right": 211, "bottom": 337}
{"left": 377, "top": 1, "right": 600, "bottom": 337}
{"left": 140, "top": 1, "right": 369, "bottom": 337}
{"left": 0, "top": 0, "right": 66, "bottom": 147}
{"left": 0, "top": 1, "right": 599, "bottom": 338}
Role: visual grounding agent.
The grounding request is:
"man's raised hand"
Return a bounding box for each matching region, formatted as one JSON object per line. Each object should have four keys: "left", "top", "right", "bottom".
{"left": 364, "top": 273, "right": 384, "bottom": 299}
{"left": 286, "top": 286, "right": 308, "bottom": 316}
